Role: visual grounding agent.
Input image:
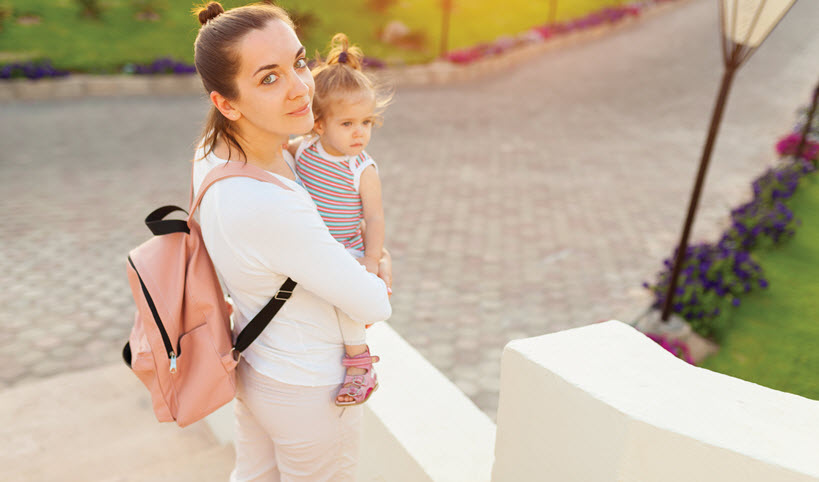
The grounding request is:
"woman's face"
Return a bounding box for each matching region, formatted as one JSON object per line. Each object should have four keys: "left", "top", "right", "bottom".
{"left": 231, "top": 19, "right": 315, "bottom": 137}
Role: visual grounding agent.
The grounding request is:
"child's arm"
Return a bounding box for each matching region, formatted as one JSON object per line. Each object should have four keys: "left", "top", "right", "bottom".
{"left": 358, "top": 165, "right": 385, "bottom": 275}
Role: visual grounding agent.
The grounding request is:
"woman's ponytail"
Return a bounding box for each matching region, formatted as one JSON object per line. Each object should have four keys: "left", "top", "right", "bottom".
{"left": 195, "top": 1, "right": 225, "bottom": 26}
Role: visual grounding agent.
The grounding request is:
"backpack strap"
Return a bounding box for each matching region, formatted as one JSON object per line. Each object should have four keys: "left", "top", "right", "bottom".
{"left": 233, "top": 276, "right": 297, "bottom": 353}
{"left": 188, "top": 161, "right": 293, "bottom": 221}
{"left": 188, "top": 160, "right": 298, "bottom": 354}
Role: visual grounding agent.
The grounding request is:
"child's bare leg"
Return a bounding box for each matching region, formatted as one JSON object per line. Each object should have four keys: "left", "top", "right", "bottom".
{"left": 337, "top": 308, "right": 370, "bottom": 404}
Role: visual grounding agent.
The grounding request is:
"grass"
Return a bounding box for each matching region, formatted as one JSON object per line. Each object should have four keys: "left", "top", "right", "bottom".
{"left": 700, "top": 168, "right": 819, "bottom": 401}
{"left": 0, "top": 0, "right": 622, "bottom": 72}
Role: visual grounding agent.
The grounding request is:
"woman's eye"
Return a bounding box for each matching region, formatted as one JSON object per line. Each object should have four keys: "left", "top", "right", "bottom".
{"left": 262, "top": 73, "right": 278, "bottom": 85}
{"left": 295, "top": 58, "right": 308, "bottom": 69}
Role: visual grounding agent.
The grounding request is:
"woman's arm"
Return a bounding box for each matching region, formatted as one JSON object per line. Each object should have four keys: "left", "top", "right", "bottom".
{"left": 221, "top": 181, "right": 391, "bottom": 323}
{"left": 358, "top": 165, "right": 384, "bottom": 275}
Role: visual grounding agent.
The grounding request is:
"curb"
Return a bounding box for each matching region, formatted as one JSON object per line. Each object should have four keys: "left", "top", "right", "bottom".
{"left": 0, "top": 0, "right": 690, "bottom": 102}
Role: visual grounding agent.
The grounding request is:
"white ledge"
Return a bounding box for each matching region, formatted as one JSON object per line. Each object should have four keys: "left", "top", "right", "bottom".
{"left": 492, "top": 320, "right": 819, "bottom": 481}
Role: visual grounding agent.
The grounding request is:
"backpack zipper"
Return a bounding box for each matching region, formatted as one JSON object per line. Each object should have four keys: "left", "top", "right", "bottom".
{"left": 128, "top": 256, "right": 178, "bottom": 372}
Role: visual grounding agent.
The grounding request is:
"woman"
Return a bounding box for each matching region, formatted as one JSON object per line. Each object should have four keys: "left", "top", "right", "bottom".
{"left": 191, "top": 3, "right": 392, "bottom": 480}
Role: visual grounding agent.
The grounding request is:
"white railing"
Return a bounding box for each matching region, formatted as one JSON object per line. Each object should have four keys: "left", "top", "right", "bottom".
{"left": 208, "top": 320, "right": 819, "bottom": 482}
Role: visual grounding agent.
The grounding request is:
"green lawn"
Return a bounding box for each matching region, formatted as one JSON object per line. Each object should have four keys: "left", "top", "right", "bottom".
{"left": 700, "top": 169, "right": 819, "bottom": 401}
{"left": 0, "top": 0, "right": 622, "bottom": 72}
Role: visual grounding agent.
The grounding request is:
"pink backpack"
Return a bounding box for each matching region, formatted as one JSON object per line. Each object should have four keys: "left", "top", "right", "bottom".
{"left": 123, "top": 161, "right": 296, "bottom": 427}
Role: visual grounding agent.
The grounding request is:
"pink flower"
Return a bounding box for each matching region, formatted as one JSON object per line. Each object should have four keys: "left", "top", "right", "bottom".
{"left": 646, "top": 333, "right": 695, "bottom": 365}
{"left": 776, "top": 133, "right": 819, "bottom": 161}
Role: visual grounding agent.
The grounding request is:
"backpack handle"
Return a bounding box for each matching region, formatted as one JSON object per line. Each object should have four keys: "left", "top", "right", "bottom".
{"left": 146, "top": 205, "right": 190, "bottom": 235}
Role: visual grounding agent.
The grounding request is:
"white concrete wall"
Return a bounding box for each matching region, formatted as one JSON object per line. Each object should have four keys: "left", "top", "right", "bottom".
{"left": 492, "top": 320, "right": 819, "bottom": 482}
{"left": 206, "top": 322, "right": 496, "bottom": 482}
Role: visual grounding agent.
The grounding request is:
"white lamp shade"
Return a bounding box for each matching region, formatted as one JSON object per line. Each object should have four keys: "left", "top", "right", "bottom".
{"left": 722, "top": 0, "right": 797, "bottom": 47}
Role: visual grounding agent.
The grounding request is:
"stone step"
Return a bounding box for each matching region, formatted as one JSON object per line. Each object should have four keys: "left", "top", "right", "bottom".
{"left": 0, "top": 364, "right": 233, "bottom": 481}
{"left": 100, "top": 444, "right": 235, "bottom": 482}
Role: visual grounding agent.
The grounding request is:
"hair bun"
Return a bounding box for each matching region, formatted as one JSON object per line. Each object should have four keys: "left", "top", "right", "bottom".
{"left": 197, "top": 2, "right": 225, "bottom": 26}
{"left": 325, "top": 33, "right": 364, "bottom": 71}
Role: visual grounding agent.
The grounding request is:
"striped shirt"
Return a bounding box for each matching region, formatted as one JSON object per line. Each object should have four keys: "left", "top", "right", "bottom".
{"left": 295, "top": 137, "right": 377, "bottom": 253}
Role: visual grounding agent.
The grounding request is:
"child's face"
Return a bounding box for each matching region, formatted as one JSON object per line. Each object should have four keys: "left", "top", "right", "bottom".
{"left": 315, "top": 92, "right": 375, "bottom": 157}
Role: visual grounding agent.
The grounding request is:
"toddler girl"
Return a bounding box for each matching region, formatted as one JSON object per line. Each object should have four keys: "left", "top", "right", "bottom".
{"left": 290, "top": 33, "right": 391, "bottom": 406}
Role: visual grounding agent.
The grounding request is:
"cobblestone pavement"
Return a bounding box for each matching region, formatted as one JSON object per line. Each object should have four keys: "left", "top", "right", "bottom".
{"left": 2, "top": 0, "right": 818, "bottom": 420}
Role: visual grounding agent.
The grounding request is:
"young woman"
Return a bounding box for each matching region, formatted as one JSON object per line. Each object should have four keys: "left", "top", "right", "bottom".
{"left": 191, "top": 3, "right": 392, "bottom": 480}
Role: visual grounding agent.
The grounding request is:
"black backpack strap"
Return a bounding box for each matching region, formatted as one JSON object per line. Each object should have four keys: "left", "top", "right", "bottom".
{"left": 145, "top": 205, "right": 190, "bottom": 235}
{"left": 233, "top": 277, "right": 298, "bottom": 353}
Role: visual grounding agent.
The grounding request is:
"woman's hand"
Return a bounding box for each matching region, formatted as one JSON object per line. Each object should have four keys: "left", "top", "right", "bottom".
{"left": 378, "top": 248, "right": 392, "bottom": 293}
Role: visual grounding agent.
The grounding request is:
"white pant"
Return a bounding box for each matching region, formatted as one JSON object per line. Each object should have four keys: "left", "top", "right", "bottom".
{"left": 230, "top": 361, "right": 363, "bottom": 482}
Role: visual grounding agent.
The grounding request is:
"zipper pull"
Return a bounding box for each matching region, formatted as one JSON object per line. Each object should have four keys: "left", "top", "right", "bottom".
{"left": 169, "top": 352, "right": 177, "bottom": 374}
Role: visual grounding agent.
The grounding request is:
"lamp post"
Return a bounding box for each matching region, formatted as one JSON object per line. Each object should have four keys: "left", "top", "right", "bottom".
{"left": 794, "top": 81, "right": 819, "bottom": 164}
{"left": 440, "top": 0, "right": 453, "bottom": 57}
{"left": 660, "top": 0, "right": 798, "bottom": 322}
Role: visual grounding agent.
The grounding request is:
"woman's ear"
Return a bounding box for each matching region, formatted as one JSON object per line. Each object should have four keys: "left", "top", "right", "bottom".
{"left": 210, "top": 91, "right": 242, "bottom": 121}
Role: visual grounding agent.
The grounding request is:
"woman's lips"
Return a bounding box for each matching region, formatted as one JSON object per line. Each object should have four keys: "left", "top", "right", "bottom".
{"left": 288, "top": 104, "right": 310, "bottom": 116}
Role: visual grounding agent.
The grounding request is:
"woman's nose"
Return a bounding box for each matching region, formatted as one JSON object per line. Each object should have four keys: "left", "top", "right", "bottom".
{"left": 288, "top": 72, "right": 310, "bottom": 99}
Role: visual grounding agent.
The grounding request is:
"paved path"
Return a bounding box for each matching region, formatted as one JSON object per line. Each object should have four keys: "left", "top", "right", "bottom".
{"left": 1, "top": 0, "right": 818, "bottom": 420}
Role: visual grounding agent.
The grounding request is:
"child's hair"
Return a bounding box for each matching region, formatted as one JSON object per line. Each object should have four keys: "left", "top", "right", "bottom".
{"left": 192, "top": 1, "right": 294, "bottom": 161}
{"left": 311, "top": 33, "right": 392, "bottom": 128}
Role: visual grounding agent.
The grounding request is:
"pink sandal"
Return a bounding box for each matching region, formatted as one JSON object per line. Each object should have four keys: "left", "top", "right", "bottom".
{"left": 335, "top": 348, "right": 379, "bottom": 407}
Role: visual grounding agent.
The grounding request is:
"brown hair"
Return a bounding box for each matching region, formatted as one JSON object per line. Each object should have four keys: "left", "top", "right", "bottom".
{"left": 192, "top": 1, "right": 295, "bottom": 161}
{"left": 311, "top": 33, "right": 392, "bottom": 129}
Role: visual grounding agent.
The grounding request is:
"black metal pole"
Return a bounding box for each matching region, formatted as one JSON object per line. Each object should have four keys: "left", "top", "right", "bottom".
{"left": 794, "top": 81, "right": 819, "bottom": 163}
{"left": 661, "top": 64, "right": 739, "bottom": 321}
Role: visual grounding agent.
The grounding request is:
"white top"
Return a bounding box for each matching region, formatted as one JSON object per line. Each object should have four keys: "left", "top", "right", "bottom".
{"left": 192, "top": 145, "right": 392, "bottom": 386}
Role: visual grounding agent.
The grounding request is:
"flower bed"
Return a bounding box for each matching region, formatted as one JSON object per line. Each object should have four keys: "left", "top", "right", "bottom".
{"left": 1, "top": 0, "right": 677, "bottom": 82}
{"left": 0, "top": 60, "right": 69, "bottom": 80}
{"left": 442, "top": 1, "right": 676, "bottom": 65}
{"left": 122, "top": 57, "right": 196, "bottom": 75}
{"left": 644, "top": 100, "right": 819, "bottom": 343}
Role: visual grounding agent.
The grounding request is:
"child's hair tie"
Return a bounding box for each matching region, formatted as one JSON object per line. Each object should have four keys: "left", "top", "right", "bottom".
{"left": 338, "top": 51, "right": 348, "bottom": 64}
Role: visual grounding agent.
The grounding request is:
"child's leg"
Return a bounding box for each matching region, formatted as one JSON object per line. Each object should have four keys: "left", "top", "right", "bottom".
{"left": 338, "top": 248, "right": 369, "bottom": 357}
{"left": 336, "top": 307, "right": 370, "bottom": 404}
{"left": 336, "top": 306, "right": 367, "bottom": 360}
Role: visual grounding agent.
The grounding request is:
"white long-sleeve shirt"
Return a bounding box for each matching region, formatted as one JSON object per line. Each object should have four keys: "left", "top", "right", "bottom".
{"left": 192, "top": 146, "right": 391, "bottom": 386}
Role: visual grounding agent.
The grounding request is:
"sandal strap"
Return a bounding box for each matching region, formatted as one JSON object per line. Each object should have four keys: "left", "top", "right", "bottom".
{"left": 339, "top": 385, "right": 363, "bottom": 397}
{"left": 342, "top": 355, "right": 380, "bottom": 368}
